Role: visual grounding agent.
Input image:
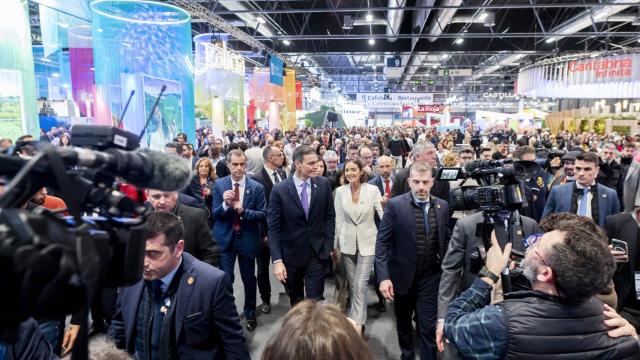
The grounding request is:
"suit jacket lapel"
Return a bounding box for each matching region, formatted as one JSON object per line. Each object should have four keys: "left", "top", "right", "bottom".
{"left": 243, "top": 180, "right": 252, "bottom": 208}
{"left": 598, "top": 185, "right": 608, "bottom": 222}
{"left": 623, "top": 216, "right": 638, "bottom": 280}
{"left": 175, "top": 261, "right": 197, "bottom": 341}
{"left": 125, "top": 282, "right": 144, "bottom": 347}
{"left": 261, "top": 168, "right": 273, "bottom": 192}
{"left": 309, "top": 177, "right": 318, "bottom": 216}
{"left": 287, "top": 177, "right": 305, "bottom": 215}
{"left": 434, "top": 199, "right": 447, "bottom": 258}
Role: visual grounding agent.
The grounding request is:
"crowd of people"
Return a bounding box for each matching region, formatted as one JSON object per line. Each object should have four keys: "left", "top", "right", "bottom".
{"left": 1, "top": 123, "right": 640, "bottom": 359}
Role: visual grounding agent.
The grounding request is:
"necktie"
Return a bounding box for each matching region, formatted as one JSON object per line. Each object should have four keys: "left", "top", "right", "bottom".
{"left": 384, "top": 179, "right": 391, "bottom": 197}
{"left": 578, "top": 187, "right": 589, "bottom": 216}
{"left": 300, "top": 181, "right": 309, "bottom": 218}
{"left": 233, "top": 183, "right": 241, "bottom": 231}
{"left": 272, "top": 171, "right": 280, "bottom": 183}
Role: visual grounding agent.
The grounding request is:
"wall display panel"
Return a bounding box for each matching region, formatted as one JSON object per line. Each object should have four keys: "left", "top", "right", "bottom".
{"left": 91, "top": 0, "right": 194, "bottom": 143}
{"left": 0, "top": 0, "right": 38, "bottom": 140}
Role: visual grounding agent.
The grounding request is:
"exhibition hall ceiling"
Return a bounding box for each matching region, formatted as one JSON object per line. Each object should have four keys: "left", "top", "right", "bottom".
{"left": 189, "top": 0, "right": 640, "bottom": 94}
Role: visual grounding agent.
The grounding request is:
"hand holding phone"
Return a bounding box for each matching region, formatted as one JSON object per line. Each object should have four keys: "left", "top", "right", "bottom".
{"left": 610, "top": 239, "right": 629, "bottom": 263}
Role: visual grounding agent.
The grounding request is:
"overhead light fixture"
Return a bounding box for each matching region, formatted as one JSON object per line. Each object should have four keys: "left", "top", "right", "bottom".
{"left": 282, "top": 39, "right": 291, "bottom": 46}
{"left": 368, "top": 38, "right": 375, "bottom": 45}
{"left": 432, "top": 64, "right": 439, "bottom": 69}
{"left": 366, "top": 13, "right": 373, "bottom": 22}
{"left": 441, "top": 54, "right": 449, "bottom": 60}
{"left": 478, "top": 12, "right": 489, "bottom": 21}
{"left": 545, "top": 37, "right": 556, "bottom": 43}
{"left": 455, "top": 38, "right": 464, "bottom": 45}
{"left": 256, "top": 17, "right": 266, "bottom": 24}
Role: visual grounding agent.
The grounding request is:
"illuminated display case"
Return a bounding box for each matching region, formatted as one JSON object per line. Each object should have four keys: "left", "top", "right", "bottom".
{"left": 90, "top": 0, "right": 195, "bottom": 147}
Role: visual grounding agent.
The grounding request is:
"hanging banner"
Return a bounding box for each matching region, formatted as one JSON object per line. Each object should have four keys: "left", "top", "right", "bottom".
{"left": 517, "top": 52, "right": 640, "bottom": 99}
{"left": 417, "top": 104, "right": 444, "bottom": 113}
{"left": 355, "top": 92, "right": 437, "bottom": 108}
{"left": 269, "top": 56, "right": 284, "bottom": 86}
{"left": 295, "top": 80, "right": 303, "bottom": 110}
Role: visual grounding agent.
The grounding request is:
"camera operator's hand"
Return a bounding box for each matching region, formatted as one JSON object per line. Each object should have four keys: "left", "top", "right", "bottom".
{"left": 62, "top": 324, "right": 80, "bottom": 356}
{"left": 486, "top": 230, "right": 512, "bottom": 276}
{"left": 379, "top": 279, "right": 395, "bottom": 300}
{"left": 603, "top": 304, "right": 638, "bottom": 340}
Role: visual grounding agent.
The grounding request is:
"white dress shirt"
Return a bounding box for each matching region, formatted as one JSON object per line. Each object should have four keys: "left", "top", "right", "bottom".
{"left": 264, "top": 165, "right": 281, "bottom": 184}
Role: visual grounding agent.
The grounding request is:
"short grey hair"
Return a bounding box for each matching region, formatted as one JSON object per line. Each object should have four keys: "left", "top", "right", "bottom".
{"left": 323, "top": 150, "right": 339, "bottom": 162}
{"left": 410, "top": 141, "right": 435, "bottom": 160}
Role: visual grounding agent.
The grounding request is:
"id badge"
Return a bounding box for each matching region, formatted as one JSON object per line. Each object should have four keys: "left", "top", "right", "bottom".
{"left": 635, "top": 271, "right": 640, "bottom": 300}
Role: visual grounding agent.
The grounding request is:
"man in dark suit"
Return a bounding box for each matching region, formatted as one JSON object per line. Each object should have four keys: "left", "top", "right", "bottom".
{"left": 391, "top": 141, "right": 450, "bottom": 201}
{"left": 543, "top": 151, "right": 620, "bottom": 228}
{"left": 375, "top": 161, "right": 451, "bottom": 360}
{"left": 110, "top": 212, "right": 249, "bottom": 359}
{"left": 605, "top": 209, "right": 640, "bottom": 329}
{"left": 147, "top": 189, "right": 220, "bottom": 267}
{"left": 435, "top": 211, "right": 538, "bottom": 359}
{"left": 268, "top": 145, "right": 336, "bottom": 307}
{"left": 212, "top": 149, "right": 266, "bottom": 331}
{"left": 250, "top": 145, "right": 287, "bottom": 314}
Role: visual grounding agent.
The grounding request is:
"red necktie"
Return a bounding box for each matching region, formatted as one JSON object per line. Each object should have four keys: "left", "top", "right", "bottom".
{"left": 233, "top": 183, "right": 241, "bottom": 232}
{"left": 384, "top": 179, "right": 391, "bottom": 197}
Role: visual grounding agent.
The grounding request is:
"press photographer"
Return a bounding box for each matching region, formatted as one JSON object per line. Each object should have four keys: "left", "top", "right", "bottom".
{"left": 434, "top": 159, "right": 540, "bottom": 358}
{"left": 443, "top": 219, "right": 639, "bottom": 359}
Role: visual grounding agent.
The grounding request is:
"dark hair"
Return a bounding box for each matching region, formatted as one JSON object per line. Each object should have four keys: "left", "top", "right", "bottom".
{"left": 513, "top": 146, "right": 535, "bottom": 160}
{"left": 347, "top": 143, "right": 359, "bottom": 152}
{"left": 315, "top": 143, "right": 327, "bottom": 156}
{"left": 165, "top": 142, "right": 183, "bottom": 153}
{"left": 341, "top": 159, "right": 367, "bottom": 184}
{"left": 261, "top": 300, "right": 375, "bottom": 360}
{"left": 318, "top": 156, "right": 328, "bottom": 177}
{"left": 143, "top": 212, "right": 185, "bottom": 249}
{"left": 460, "top": 148, "right": 474, "bottom": 156}
{"left": 194, "top": 157, "right": 216, "bottom": 180}
{"left": 539, "top": 212, "right": 608, "bottom": 245}
{"left": 176, "top": 132, "right": 188, "bottom": 141}
{"left": 575, "top": 151, "right": 600, "bottom": 166}
{"left": 293, "top": 145, "right": 316, "bottom": 164}
{"left": 546, "top": 221, "right": 615, "bottom": 303}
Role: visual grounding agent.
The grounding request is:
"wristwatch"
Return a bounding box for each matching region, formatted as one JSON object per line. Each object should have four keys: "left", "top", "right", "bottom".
{"left": 479, "top": 266, "right": 499, "bottom": 284}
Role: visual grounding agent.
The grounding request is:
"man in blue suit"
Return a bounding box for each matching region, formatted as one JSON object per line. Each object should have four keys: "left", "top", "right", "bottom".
{"left": 268, "top": 145, "right": 336, "bottom": 307}
{"left": 110, "top": 212, "right": 249, "bottom": 360}
{"left": 543, "top": 151, "right": 620, "bottom": 228}
{"left": 375, "top": 161, "right": 452, "bottom": 360}
{"left": 212, "top": 149, "right": 266, "bottom": 331}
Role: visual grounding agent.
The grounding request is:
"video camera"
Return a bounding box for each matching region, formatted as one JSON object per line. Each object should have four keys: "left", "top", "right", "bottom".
{"left": 0, "top": 125, "right": 191, "bottom": 358}
{"left": 437, "top": 159, "right": 541, "bottom": 212}
{"left": 437, "top": 158, "right": 542, "bottom": 292}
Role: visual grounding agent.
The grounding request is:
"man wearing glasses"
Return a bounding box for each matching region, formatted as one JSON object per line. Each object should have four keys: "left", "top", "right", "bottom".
{"left": 443, "top": 220, "right": 640, "bottom": 359}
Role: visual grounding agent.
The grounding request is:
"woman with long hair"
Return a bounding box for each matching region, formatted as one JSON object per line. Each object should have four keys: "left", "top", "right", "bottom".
{"left": 58, "top": 133, "right": 71, "bottom": 147}
{"left": 185, "top": 157, "right": 216, "bottom": 224}
{"left": 334, "top": 159, "right": 383, "bottom": 336}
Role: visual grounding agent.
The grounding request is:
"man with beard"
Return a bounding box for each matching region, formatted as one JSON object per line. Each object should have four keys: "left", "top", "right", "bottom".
{"left": 548, "top": 150, "right": 580, "bottom": 190}
{"left": 442, "top": 219, "right": 639, "bottom": 359}
{"left": 620, "top": 142, "right": 635, "bottom": 181}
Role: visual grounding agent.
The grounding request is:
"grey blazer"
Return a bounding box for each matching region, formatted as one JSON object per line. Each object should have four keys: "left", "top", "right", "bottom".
{"left": 334, "top": 183, "right": 383, "bottom": 256}
{"left": 437, "top": 211, "right": 539, "bottom": 319}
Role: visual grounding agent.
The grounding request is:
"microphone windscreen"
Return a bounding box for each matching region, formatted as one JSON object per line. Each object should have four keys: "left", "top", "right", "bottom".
{"left": 136, "top": 150, "right": 192, "bottom": 191}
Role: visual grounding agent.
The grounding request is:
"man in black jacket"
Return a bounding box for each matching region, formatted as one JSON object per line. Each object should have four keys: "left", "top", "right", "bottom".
{"left": 598, "top": 143, "right": 625, "bottom": 207}
{"left": 605, "top": 208, "right": 640, "bottom": 329}
{"left": 390, "top": 141, "right": 450, "bottom": 201}
{"left": 147, "top": 189, "right": 220, "bottom": 267}
{"left": 444, "top": 221, "right": 639, "bottom": 359}
{"left": 249, "top": 146, "right": 287, "bottom": 314}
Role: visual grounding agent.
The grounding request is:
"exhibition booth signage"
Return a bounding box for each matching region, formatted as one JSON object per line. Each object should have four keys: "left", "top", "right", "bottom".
{"left": 197, "top": 41, "right": 245, "bottom": 76}
{"left": 517, "top": 52, "right": 640, "bottom": 99}
{"left": 355, "top": 92, "right": 442, "bottom": 108}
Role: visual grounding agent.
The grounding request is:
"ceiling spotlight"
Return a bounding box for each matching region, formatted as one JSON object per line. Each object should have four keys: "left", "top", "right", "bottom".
{"left": 545, "top": 37, "right": 556, "bottom": 43}
{"left": 282, "top": 39, "right": 291, "bottom": 46}
{"left": 478, "top": 12, "right": 489, "bottom": 21}
{"left": 432, "top": 64, "right": 439, "bottom": 69}
{"left": 368, "top": 38, "right": 375, "bottom": 45}
{"left": 488, "top": 87, "right": 493, "bottom": 90}
{"left": 441, "top": 54, "right": 449, "bottom": 60}
{"left": 366, "top": 13, "right": 373, "bottom": 22}
{"left": 256, "top": 17, "right": 266, "bottom": 24}
{"left": 455, "top": 38, "right": 464, "bottom": 45}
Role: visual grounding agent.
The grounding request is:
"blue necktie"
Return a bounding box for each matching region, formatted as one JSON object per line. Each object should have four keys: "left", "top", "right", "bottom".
{"left": 578, "top": 187, "right": 589, "bottom": 216}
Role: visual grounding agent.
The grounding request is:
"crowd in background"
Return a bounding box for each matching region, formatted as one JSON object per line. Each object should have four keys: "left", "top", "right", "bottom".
{"left": 1, "top": 122, "right": 640, "bottom": 359}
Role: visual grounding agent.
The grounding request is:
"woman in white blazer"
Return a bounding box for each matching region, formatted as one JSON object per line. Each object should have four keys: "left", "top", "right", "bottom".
{"left": 334, "top": 159, "right": 383, "bottom": 335}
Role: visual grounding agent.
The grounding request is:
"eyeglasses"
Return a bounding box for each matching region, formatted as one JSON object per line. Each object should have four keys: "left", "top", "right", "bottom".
{"left": 524, "top": 233, "right": 552, "bottom": 268}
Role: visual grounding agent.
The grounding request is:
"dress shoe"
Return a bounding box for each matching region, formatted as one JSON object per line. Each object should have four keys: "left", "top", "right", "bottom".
{"left": 259, "top": 302, "right": 271, "bottom": 314}
{"left": 246, "top": 318, "right": 257, "bottom": 331}
{"left": 375, "top": 299, "right": 387, "bottom": 313}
